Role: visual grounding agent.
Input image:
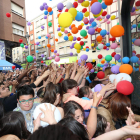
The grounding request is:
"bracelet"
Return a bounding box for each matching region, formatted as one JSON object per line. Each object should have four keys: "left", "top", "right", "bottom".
{"left": 91, "top": 106, "right": 97, "bottom": 110}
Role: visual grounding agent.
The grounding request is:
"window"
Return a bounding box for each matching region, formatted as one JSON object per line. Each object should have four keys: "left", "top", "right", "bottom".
{"left": 36, "top": 21, "right": 40, "bottom": 27}
{"left": 49, "top": 26, "right": 53, "bottom": 33}
{"left": 11, "top": 2, "right": 23, "bottom": 17}
{"left": 42, "top": 40, "right": 45, "bottom": 46}
{"left": 41, "top": 30, "right": 45, "bottom": 36}
{"left": 111, "top": 2, "right": 117, "bottom": 12}
{"left": 59, "top": 47, "right": 65, "bottom": 55}
{"left": 30, "top": 24, "right": 33, "bottom": 31}
{"left": 30, "top": 34, "right": 33, "bottom": 40}
{"left": 48, "top": 15, "right": 52, "bottom": 21}
{"left": 40, "top": 18, "right": 45, "bottom": 25}
{"left": 111, "top": 11, "right": 119, "bottom": 18}
{"left": 12, "top": 23, "right": 24, "bottom": 36}
{"left": 31, "top": 45, "right": 34, "bottom": 50}
{"left": 66, "top": 46, "right": 71, "bottom": 53}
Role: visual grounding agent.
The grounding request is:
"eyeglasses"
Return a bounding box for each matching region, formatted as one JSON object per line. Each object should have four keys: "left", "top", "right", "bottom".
{"left": 19, "top": 98, "right": 34, "bottom": 104}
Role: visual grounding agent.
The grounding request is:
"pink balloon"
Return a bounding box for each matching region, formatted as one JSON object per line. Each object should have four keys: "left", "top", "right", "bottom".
{"left": 47, "top": 34, "right": 50, "bottom": 37}
{"left": 134, "top": 39, "right": 140, "bottom": 46}
{"left": 56, "top": 53, "right": 59, "bottom": 56}
{"left": 107, "top": 21, "right": 110, "bottom": 24}
{"left": 64, "top": 30, "right": 68, "bottom": 34}
{"left": 49, "top": 57, "right": 52, "bottom": 60}
{"left": 55, "top": 56, "right": 60, "bottom": 62}
{"left": 78, "top": 0, "right": 84, "bottom": 3}
{"left": 83, "top": 18, "right": 89, "bottom": 24}
{"left": 96, "top": 16, "right": 101, "bottom": 20}
{"left": 131, "top": 11, "right": 136, "bottom": 16}
{"left": 104, "top": 18, "right": 108, "bottom": 22}
{"left": 111, "top": 43, "right": 118, "bottom": 49}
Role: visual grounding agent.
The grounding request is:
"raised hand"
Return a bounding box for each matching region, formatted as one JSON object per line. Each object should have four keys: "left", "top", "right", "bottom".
{"left": 126, "top": 107, "right": 135, "bottom": 126}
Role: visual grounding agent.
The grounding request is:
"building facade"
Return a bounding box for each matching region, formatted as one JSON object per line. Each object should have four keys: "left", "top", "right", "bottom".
{"left": 0, "top": 0, "right": 27, "bottom": 63}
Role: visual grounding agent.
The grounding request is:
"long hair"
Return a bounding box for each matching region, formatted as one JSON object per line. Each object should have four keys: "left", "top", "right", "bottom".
{"left": 0, "top": 112, "right": 30, "bottom": 139}
{"left": 104, "top": 67, "right": 112, "bottom": 77}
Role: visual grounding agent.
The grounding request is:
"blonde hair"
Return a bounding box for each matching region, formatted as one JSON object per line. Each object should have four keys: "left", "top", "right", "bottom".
{"left": 104, "top": 67, "right": 112, "bottom": 77}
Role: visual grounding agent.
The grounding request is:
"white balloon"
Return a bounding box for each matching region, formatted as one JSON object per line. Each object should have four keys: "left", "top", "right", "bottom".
{"left": 115, "top": 48, "right": 121, "bottom": 53}
{"left": 33, "top": 103, "right": 61, "bottom": 127}
{"left": 132, "top": 46, "right": 135, "bottom": 51}
{"left": 66, "top": 2, "right": 73, "bottom": 9}
{"left": 44, "top": 52, "right": 47, "bottom": 55}
{"left": 87, "top": 58, "right": 93, "bottom": 62}
{"left": 98, "top": 23, "right": 101, "bottom": 27}
{"left": 98, "top": 44, "right": 103, "bottom": 49}
{"left": 115, "top": 73, "right": 132, "bottom": 83}
{"left": 109, "top": 74, "right": 116, "bottom": 83}
{"left": 51, "top": 34, "right": 54, "bottom": 38}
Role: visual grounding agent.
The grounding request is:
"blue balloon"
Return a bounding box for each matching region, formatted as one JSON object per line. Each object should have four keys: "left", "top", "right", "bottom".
{"left": 130, "top": 56, "right": 139, "bottom": 63}
{"left": 44, "top": 10, "right": 48, "bottom": 15}
{"left": 75, "top": 12, "right": 83, "bottom": 21}
{"left": 45, "top": 36, "right": 48, "bottom": 39}
{"left": 64, "top": 36, "right": 68, "bottom": 41}
{"left": 106, "top": 43, "right": 110, "bottom": 47}
{"left": 132, "top": 24, "right": 137, "bottom": 28}
{"left": 89, "top": 26, "right": 93, "bottom": 29}
{"left": 86, "top": 48, "right": 89, "bottom": 52}
{"left": 49, "top": 11, "right": 53, "bottom": 15}
{"left": 118, "top": 59, "right": 121, "bottom": 63}
{"left": 122, "top": 57, "right": 130, "bottom": 64}
{"left": 100, "top": 29, "right": 107, "bottom": 36}
{"left": 36, "top": 50, "right": 39, "bottom": 53}
{"left": 101, "top": 64, "right": 104, "bottom": 67}
{"left": 91, "top": 21, "right": 97, "bottom": 27}
{"left": 119, "top": 39, "right": 120, "bottom": 42}
{"left": 102, "top": 2, "right": 107, "bottom": 9}
{"left": 38, "top": 36, "right": 41, "bottom": 39}
{"left": 111, "top": 64, "right": 115, "bottom": 67}
{"left": 132, "top": 38, "right": 136, "bottom": 43}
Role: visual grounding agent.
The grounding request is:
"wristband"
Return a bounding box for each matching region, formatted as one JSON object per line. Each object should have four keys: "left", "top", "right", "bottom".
{"left": 91, "top": 106, "right": 97, "bottom": 110}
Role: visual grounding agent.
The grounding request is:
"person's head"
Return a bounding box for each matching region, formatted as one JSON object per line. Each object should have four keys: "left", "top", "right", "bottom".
{"left": 89, "top": 73, "right": 97, "bottom": 81}
{"left": 0, "top": 112, "right": 30, "bottom": 139}
{"left": 79, "top": 86, "right": 93, "bottom": 99}
{"left": 22, "top": 76, "right": 30, "bottom": 81}
{"left": 17, "top": 85, "right": 35, "bottom": 111}
{"left": 17, "top": 79, "right": 30, "bottom": 89}
{"left": 0, "top": 102, "right": 4, "bottom": 119}
{"left": 61, "top": 79, "right": 78, "bottom": 95}
{"left": 64, "top": 101, "right": 84, "bottom": 124}
{"left": 94, "top": 114, "right": 110, "bottom": 137}
{"left": 37, "top": 87, "right": 45, "bottom": 98}
{"left": 42, "top": 82, "right": 62, "bottom": 106}
{"left": 29, "top": 70, "right": 37, "bottom": 77}
{"left": 0, "top": 83, "right": 10, "bottom": 98}
{"left": 59, "top": 117, "right": 89, "bottom": 140}
{"left": 28, "top": 124, "right": 82, "bottom": 140}
{"left": 104, "top": 67, "right": 112, "bottom": 77}
{"left": 108, "top": 92, "right": 131, "bottom": 121}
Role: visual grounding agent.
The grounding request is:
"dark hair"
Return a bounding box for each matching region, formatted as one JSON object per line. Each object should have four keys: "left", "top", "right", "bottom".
{"left": 61, "top": 79, "right": 77, "bottom": 93}
{"left": 93, "top": 114, "right": 107, "bottom": 137}
{"left": 17, "top": 80, "right": 30, "bottom": 89}
{"left": 64, "top": 101, "right": 84, "bottom": 118}
{"left": 0, "top": 112, "right": 30, "bottom": 139}
{"left": 29, "top": 70, "right": 34, "bottom": 77}
{"left": 89, "top": 73, "right": 97, "bottom": 81}
{"left": 59, "top": 117, "right": 89, "bottom": 140}
{"left": 79, "top": 86, "right": 90, "bottom": 98}
{"left": 131, "top": 104, "right": 140, "bottom": 115}
{"left": 28, "top": 124, "right": 82, "bottom": 140}
{"left": 0, "top": 102, "right": 4, "bottom": 119}
{"left": 37, "top": 87, "right": 45, "bottom": 98}
{"left": 17, "top": 85, "right": 34, "bottom": 99}
{"left": 107, "top": 92, "right": 131, "bottom": 121}
{"left": 89, "top": 81, "right": 101, "bottom": 89}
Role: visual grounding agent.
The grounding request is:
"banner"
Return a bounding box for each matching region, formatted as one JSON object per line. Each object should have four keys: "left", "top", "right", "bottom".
{"left": 0, "top": 41, "right": 5, "bottom": 60}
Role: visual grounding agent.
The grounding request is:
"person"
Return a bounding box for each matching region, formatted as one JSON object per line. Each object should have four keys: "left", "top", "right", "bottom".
{"left": 13, "top": 85, "right": 40, "bottom": 133}
{"left": 0, "top": 112, "right": 30, "bottom": 139}
{"left": 0, "top": 102, "right": 4, "bottom": 119}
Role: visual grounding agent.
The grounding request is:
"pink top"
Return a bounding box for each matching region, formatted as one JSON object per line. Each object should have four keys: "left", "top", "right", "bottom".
{"left": 64, "top": 94, "right": 93, "bottom": 110}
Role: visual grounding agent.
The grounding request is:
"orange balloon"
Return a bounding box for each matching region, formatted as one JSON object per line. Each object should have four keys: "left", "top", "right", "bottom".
{"left": 58, "top": 25, "right": 60, "bottom": 27}
{"left": 78, "top": 25, "right": 82, "bottom": 30}
{"left": 119, "top": 64, "right": 133, "bottom": 75}
{"left": 57, "top": 13, "right": 61, "bottom": 17}
{"left": 72, "top": 27, "right": 78, "bottom": 34}
{"left": 76, "top": 60, "right": 78, "bottom": 63}
{"left": 84, "top": 35, "right": 88, "bottom": 39}
{"left": 51, "top": 49, "right": 54, "bottom": 52}
{"left": 55, "top": 38, "right": 58, "bottom": 42}
{"left": 47, "top": 44, "right": 51, "bottom": 48}
{"left": 97, "top": 28, "right": 102, "bottom": 33}
{"left": 68, "top": 33, "right": 72, "bottom": 37}
{"left": 48, "top": 7, "right": 52, "bottom": 12}
{"left": 90, "top": 0, "right": 98, "bottom": 6}
{"left": 104, "top": 0, "right": 113, "bottom": 5}
{"left": 101, "top": 60, "right": 105, "bottom": 64}
{"left": 110, "top": 25, "right": 125, "bottom": 37}
{"left": 96, "top": 35, "right": 102, "bottom": 42}
{"left": 71, "top": 24, "right": 75, "bottom": 29}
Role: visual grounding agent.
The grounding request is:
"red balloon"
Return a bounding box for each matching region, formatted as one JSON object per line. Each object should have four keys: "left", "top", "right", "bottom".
{"left": 80, "top": 41, "right": 84, "bottom": 46}
{"left": 86, "top": 63, "right": 93, "bottom": 70}
{"left": 103, "top": 46, "right": 107, "bottom": 49}
{"left": 6, "top": 13, "right": 11, "bottom": 17}
{"left": 98, "top": 54, "right": 103, "bottom": 59}
{"left": 95, "top": 27, "right": 98, "bottom": 32}
{"left": 12, "top": 66, "right": 16, "bottom": 69}
{"left": 132, "top": 50, "right": 136, "bottom": 54}
{"left": 86, "top": 46, "right": 89, "bottom": 48}
{"left": 65, "top": 9, "right": 68, "bottom": 12}
{"left": 19, "top": 39, "right": 23, "bottom": 43}
{"left": 111, "top": 52, "right": 116, "bottom": 57}
{"left": 73, "top": 2, "right": 78, "bottom": 8}
{"left": 97, "top": 71, "right": 105, "bottom": 79}
{"left": 58, "top": 10, "right": 62, "bottom": 12}
{"left": 109, "top": 38, "right": 112, "bottom": 41}
{"left": 82, "top": 8, "right": 87, "bottom": 13}
{"left": 117, "top": 80, "right": 134, "bottom": 95}
{"left": 112, "top": 37, "right": 116, "bottom": 42}
{"left": 77, "top": 37, "right": 81, "bottom": 41}
{"left": 41, "top": 61, "right": 44, "bottom": 63}
{"left": 102, "top": 11, "right": 107, "bottom": 16}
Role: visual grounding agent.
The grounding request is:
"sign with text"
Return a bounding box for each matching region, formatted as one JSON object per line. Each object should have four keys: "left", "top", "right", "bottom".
{"left": 0, "top": 41, "right": 5, "bottom": 60}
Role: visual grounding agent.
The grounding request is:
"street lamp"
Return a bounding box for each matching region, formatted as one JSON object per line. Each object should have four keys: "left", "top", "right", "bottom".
{"left": 25, "top": 32, "right": 30, "bottom": 55}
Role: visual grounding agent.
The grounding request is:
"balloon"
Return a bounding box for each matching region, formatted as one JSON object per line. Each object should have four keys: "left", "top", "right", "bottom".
{"left": 73, "top": 36, "right": 77, "bottom": 41}
{"left": 117, "top": 81, "right": 134, "bottom": 95}
{"left": 84, "top": 11, "right": 89, "bottom": 17}
{"left": 102, "top": 2, "right": 107, "bottom": 9}
{"left": 72, "top": 27, "right": 78, "bottom": 34}
{"left": 94, "top": 84, "right": 105, "bottom": 92}
{"left": 48, "top": 7, "right": 52, "bottom": 12}
{"left": 77, "top": 37, "right": 81, "bottom": 41}
{"left": 86, "top": 48, "right": 89, "bottom": 52}
{"left": 111, "top": 52, "right": 116, "bottom": 57}
{"left": 20, "top": 43, "right": 24, "bottom": 48}
{"left": 64, "top": 36, "right": 68, "bottom": 41}
{"left": 48, "top": 22, "right": 52, "bottom": 27}
{"left": 69, "top": 36, "right": 73, "bottom": 41}
{"left": 132, "top": 24, "right": 137, "bottom": 28}
{"left": 119, "top": 64, "right": 133, "bottom": 74}
{"left": 105, "top": 55, "right": 112, "bottom": 61}
{"left": 78, "top": 25, "right": 83, "bottom": 30}
{"left": 110, "top": 25, "right": 125, "bottom": 37}
{"left": 33, "top": 103, "right": 61, "bottom": 127}
{"left": 38, "top": 36, "right": 41, "bottom": 39}
{"left": 70, "top": 52, "right": 73, "bottom": 56}
{"left": 57, "top": 3, "right": 64, "bottom": 10}
{"left": 58, "top": 32, "right": 62, "bottom": 37}
{"left": 75, "top": 12, "right": 83, "bottom": 21}
{"left": 44, "top": 10, "right": 48, "bottom": 15}
{"left": 110, "top": 43, "right": 117, "bottom": 49}
{"left": 82, "top": 1, "right": 90, "bottom": 7}
{"left": 49, "top": 11, "right": 53, "bottom": 15}
{"left": 91, "top": 2, "right": 102, "bottom": 15}
{"left": 96, "top": 35, "right": 102, "bottom": 42}
{"left": 111, "top": 65, "right": 120, "bottom": 74}
{"left": 77, "top": 50, "right": 81, "bottom": 53}
{"left": 58, "top": 12, "right": 73, "bottom": 28}
{"left": 137, "top": 60, "right": 140, "bottom": 65}
{"left": 122, "top": 57, "right": 129, "bottom": 64}
{"left": 104, "top": 0, "right": 113, "bottom": 5}
{"left": 114, "top": 54, "right": 121, "bottom": 60}
{"left": 97, "top": 71, "right": 105, "bottom": 79}
{"left": 80, "top": 54, "right": 88, "bottom": 61}
{"left": 115, "top": 48, "right": 121, "bottom": 53}
{"left": 83, "top": 18, "right": 89, "bottom": 24}
{"left": 55, "top": 56, "right": 60, "bottom": 62}
{"left": 100, "top": 29, "right": 107, "bottom": 36}
{"left": 106, "top": 43, "right": 110, "bottom": 47}
{"left": 25, "top": 46, "right": 28, "bottom": 49}
{"left": 134, "top": 39, "right": 140, "bottom": 46}
{"left": 86, "top": 63, "right": 93, "bottom": 70}
{"left": 68, "top": 8, "right": 77, "bottom": 18}
{"left": 103, "top": 46, "right": 107, "bottom": 50}
{"left": 40, "top": 5, "right": 44, "bottom": 11}
{"left": 74, "top": 43, "right": 81, "bottom": 50}
{"left": 111, "top": 15, "right": 116, "bottom": 20}
{"left": 130, "top": 56, "right": 139, "bottom": 63}
{"left": 66, "top": 2, "right": 73, "bottom": 9}
{"left": 88, "top": 28, "right": 95, "bottom": 35}
{"left": 12, "top": 66, "right": 16, "bottom": 69}
{"left": 51, "top": 49, "right": 54, "bottom": 52}
{"left": 47, "top": 44, "right": 51, "bottom": 48}
{"left": 98, "top": 54, "right": 103, "bottom": 59}
{"left": 73, "top": 2, "right": 78, "bottom": 8}
{"left": 26, "top": 55, "right": 33, "bottom": 63}
{"left": 27, "top": 22, "right": 31, "bottom": 26}
{"left": 80, "top": 30, "right": 87, "bottom": 37}
{"left": 91, "top": 21, "right": 97, "bottom": 27}
{"left": 107, "top": 21, "right": 110, "bottom": 24}
{"left": 98, "top": 44, "right": 103, "bottom": 49}
{"left": 44, "top": 5, "right": 48, "bottom": 10}
{"left": 90, "top": 69, "right": 94, "bottom": 73}
{"left": 36, "top": 50, "right": 39, "bottom": 53}
{"left": 80, "top": 41, "right": 84, "bottom": 46}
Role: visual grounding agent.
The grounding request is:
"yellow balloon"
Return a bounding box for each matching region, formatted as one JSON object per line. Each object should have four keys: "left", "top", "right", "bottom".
{"left": 100, "top": 68, "right": 103, "bottom": 70}
{"left": 92, "top": 59, "right": 95, "bottom": 62}
{"left": 93, "top": 9, "right": 103, "bottom": 17}
{"left": 102, "top": 59, "right": 105, "bottom": 61}
{"left": 43, "top": 46, "right": 45, "bottom": 48}
{"left": 91, "top": 43, "right": 94, "bottom": 47}
{"left": 84, "top": 11, "right": 89, "bottom": 17}
{"left": 69, "top": 36, "right": 73, "bottom": 41}
{"left": 68, "top": 8, "right": 77, "bottom": 18}
{"left": 58, "top": 12, "right": 73, "bottom": 28}
{"left": 83, "top": 48, "right": 86, "bottom": 51}
{"left": 58, "top": 32, "right": 62, "bottom": 37}
{"left": 75, "top": 0, "right": 78, "bottom": 1}
{"left": 61, "top": 27, "right": 65, "bottom": 32}
{"left": 111, "top": 15, "right": 116, "bottom": 20}
{"left": 99, "top": 19, "right": 102, "bottom": 21}
{"left": 81, "top": 23, "right": 84, "bottom": 26}
{"left": 77, "top": 50, "right": 80, "bottom": 53}
{"left": 82, "top": 1, "right": 90, "bottom": 7}
{"left": 74, "top": 43, "right": 81, "bottom": 50}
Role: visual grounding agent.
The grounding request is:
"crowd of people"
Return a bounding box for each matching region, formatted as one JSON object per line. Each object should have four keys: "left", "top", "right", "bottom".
{"left": 0, "top": 61, "right": 140, "bottom": 140}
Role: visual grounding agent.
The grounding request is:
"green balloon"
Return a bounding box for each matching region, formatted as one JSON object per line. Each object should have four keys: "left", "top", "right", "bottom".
{"left": 20, "top": 43, "right": 24, "bottom": 48}
{"left": 97, "top": 46, "right": 100, "bottom": 50}
{"left": 117, "top": 22, "right": 119, "bottom": 25}
{"left": 138, "top": 23, "right": 140, "bottom": 29}
{"left": 136, "top": 63, "right": 139, "bottom": 66}
{"left": 80, "top": 46, "right": 83, "bottom": 50}
{"left": 98, "top": 0, "right": 102, "bottom": 3}
{"left": 26, "top": 55, "right": 33, "bottom": 63}
{"left": 48, "top": 22, "right": 52, "bottom": 27}
{"left": 97, "top": 63, "right": 101, "bottom": 67}
{"left": 80, "top": 30, "right": 87, "bottom": 37}
{"left": 105, "top": 55, "right": 112, "bottom": 62}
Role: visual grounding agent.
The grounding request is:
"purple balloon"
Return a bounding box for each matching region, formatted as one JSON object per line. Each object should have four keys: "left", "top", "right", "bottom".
{"left": 73, "top": 36, "right": 77, "bottom": 41}
{"left": 54, "top": 50, "right": 57, "bottom": 53}
{"left": 25, "top": 45, "right": 28, "bottom": 49}
{"left": 133, "top": 53, "right": 136, "bottom": 56}
{"left": 104, "top": 63, "right": 108, "bottom": 66}
{"left": 44, "top": 5, "right": 48, "bottom": 10}
{"left": 91, "top": 2, "right": 102, "bottom": 15}
{"left": 52, "top": 55, "right": 55, "bottom": 58}
{"left": 106, "top": 48, "right": 109, "bottom": 51}
{"left": 70, "top": 46, "right": 73, "bottom": 49}
{"left": 46, "top": 65, "right": 48, "bottom": 67}
{"left": 69, "top": 26, "right": 72, "bottom": 30}
{"left": 72, "top": 42, "right": 76, "bottom": 48}
{"left": 36, "top": 42, "right": 39, "bottom": 45}
{"left": 89, "top": 18, "right": 94, "bottom": 24}
{"left": 131, "top": 7, "right": 135, "bottom": 13}
{"left": 33, "top": 56, "right": 36, "bottom": 59}
{"left": 114, "top": 54, "right": 121, "bottom": 60}
{"left": 102, "top": 66, "right": 107, "bottom": 71}
{"left": 41, "top": 54, "right": 44, "bottom": 57}
{"left": 40, "top": 5, "right": 44, "bottom": 11}
{"left": 80, "top": 54, "right": 88, "bottom": 61}
{"left": 90, "top": 69, "right": 94, "bottom": 73}
{"left": 111, "top": 65, "right": 120, "bottom": 74}
{"left": 106, "top": 14, "right": 110, "bottom": 19}
{"left": 44, "top": 16, "right": 47, "bottom": 19}
{"left": 70, "top": 52, "right": 73, "bottom": 56}
{"left": 94, "top": 84, "right": 105, "bottom": 92}
{"left": 137, "top": 60, "right": 140, "bottom": 65}
{"left": 107, "top": 32, "right": 109, "bottom": 35}
{"left": 43, "top": 2, "right": 47, "bottom": 6}
{"left": 134, "top": 39, "right": 140, "bottom": 46}
{"left": 41, "top": 25, "right": 44, "bottom": 29}
{"left": 86, "top": 26, "right": 89, "bottom": 30}
{"left": 88, "top": 28, "right": 95, "bottom": 35}
{"left": 27, "top": 22, "right": 31, "bottom": 26}
{"left": 131, "top": 26, "right": 133, "bottom": 30}
{"left": 57, "top": 3, "right": 64, "bottom": 10}
{"left": 57, "top": 28, "right": 60, "bottom": 31}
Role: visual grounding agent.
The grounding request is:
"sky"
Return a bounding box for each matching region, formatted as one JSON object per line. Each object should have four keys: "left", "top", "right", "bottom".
{"left": 25, "top": 0, "right": 65, "bottom": 21}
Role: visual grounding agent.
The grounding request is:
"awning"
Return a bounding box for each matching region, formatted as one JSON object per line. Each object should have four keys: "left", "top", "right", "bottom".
{"left": 0, "top": 60, "right": 14, "bottom": 70}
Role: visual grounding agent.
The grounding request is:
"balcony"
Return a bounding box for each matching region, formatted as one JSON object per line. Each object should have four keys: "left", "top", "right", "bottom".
{"left": 12, "top": 33, "right": 27, "bottom": 44}
{"left": 11, "top": 0, "right": 25, "bottom": 7}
